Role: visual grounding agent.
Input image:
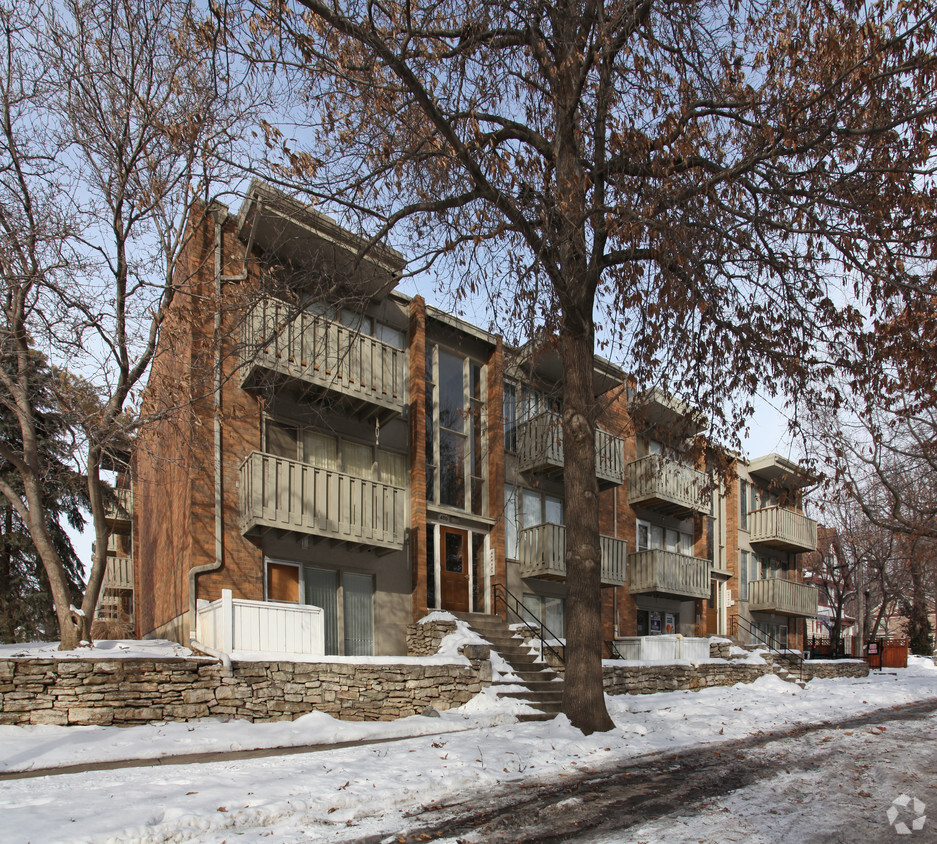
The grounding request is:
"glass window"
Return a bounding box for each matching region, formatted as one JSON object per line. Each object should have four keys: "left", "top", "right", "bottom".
{"left": 304, "top": 567, "right": 339, "bottom": 654}
{"left": 343, "top": 441, "right": 374, "bottom": 480}
{"left": 426, "top": 526, "right": 436, "bottom": 609}
{"left": 438, "top": 350, "right": 465, "bottom": 433}
{"left": 378, "top": 448, "right": 407, "bottom": 487}
{"left": 680, "top": 531, "right": 693, "bottom": 556}
{"left": 303, "top": 430, "right": 338, "bottom": 471}
{"left": 472, "top": 533, "right": 485, "bottom": 613}
{"left": 522, "top": 489, "right": 542, "bottom": 529}
{"left": 445, "top": 531, "right": 464, "bottom": 573}
{"left": 503, "top": 382, "right": 517, "bottom": 452}
{"left": 665, "top": 528, "right": 680, "bottom": 553}
{"left": 439, "top": 430, "right": 465, "bottom": 506}
{"left": 650, "top": 524, "right": 665, "bottom": 550}
{"left": 343, "top": 572, "right": 374, "bottom": 656}
{"left": 739, "top": 479, "right": 749, "bottom": 529}
{"left": 266, "top": 422, "right": 298, "bottom": 459}
{"left": 505, "top": 485, "right": 519, "bottom": 559}
{"left": 522, "top": 594, "right": 565, "bottom": 638}
{"left": 649, "top": 439, "right": 663, "bottom": 455}
{"left": 544, "top": 495, "right": 563, "bottom": 525}
{"left": 637, "top": 522, "right": 649, "bottom": 552}
{"left": 739, "top": 550, "right": 749, "bottom": 601}
{"left": 376, "top": 322, "right": 406, "bottom": 349}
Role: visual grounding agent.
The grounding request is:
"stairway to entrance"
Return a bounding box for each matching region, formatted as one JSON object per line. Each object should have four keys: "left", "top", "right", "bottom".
{"left": 451, "top": 611, "right": 563, "bottom": 722}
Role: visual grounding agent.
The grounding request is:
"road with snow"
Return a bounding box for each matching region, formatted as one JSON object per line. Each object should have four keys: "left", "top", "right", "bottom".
{"left": 394, "top": 699, "right": 937, "bottom": 844}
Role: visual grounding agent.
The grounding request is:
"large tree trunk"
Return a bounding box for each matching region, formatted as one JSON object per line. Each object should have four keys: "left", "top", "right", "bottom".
{"left": 560, "top": 320, "right": 615, "bottom": 734}
{"left": 908, "top": 555, "right": 933, "bottom": 656}
{"left": 0, "top": 506, "right": 14, "bottom": 643}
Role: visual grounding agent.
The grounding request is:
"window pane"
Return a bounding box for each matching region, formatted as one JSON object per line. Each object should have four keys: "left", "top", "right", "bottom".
{"left": 739, "top": 550, "right": 749, "bottom": 601}
{"left": 522, "top": 489, "right": 541, "bottom": 529}
{"left": 649, "top": 439, "right": 663, "bottom": 455}
{"left": 650, "top": 524, "right": 664, "bottom": 550}
{"left": 439, "top": 430, "right": 465, "bottom": 507}
{"left": 339, "top": 308, "right": 371, "bottom": 333}
{"left": 739, "top": 480, "right": 749, "bottom": 529}
{"left": 472, "top": 533, "right": 485, "bottom": 613}
{"left": 665, "top": 529, "right": 680, "bottom": 552}
{"left": 376, "top": 322, "right": 406, "bottom": 349}
{"left": 304, "top": 567, "right": 339, "bottom": 655}
{"left": 544, "top": 597, "right": 564, "bottom": 638}
{"left": 266, "top": 422, "right": 297, "bottom": 459}
{"left": 471, "top": 363, "right": 482, "bottom": 401}
{"left": 343, "top": 572, "right": 374, "bottom": 656}
{"left": 471, "top": 477, "right": 484, "bottom": 516}
{"left": 680, "top": 531, "right": 693, "bottom": 556}
{"left": 343, "top": 441, "right": 374, "bottom": 479}
{"left": 445, "top": 532, "right": 464, "bottom": 572}
{"left": 303, "top": 431, "right": 338, "bottom": 471}
{"left": 503, "top": 382, "right": 517, "bottom": 452}
{"left": 438, "top": 350, "right": 465, "bottom": 432}
{"left": 637, "top": 523, "right": 649, "bottom": 552}
{"left": 378, "top": 449, "right": 407, "bottom": 487}
{"left": 522, "top": 593, "right": 541, "bottom": 625}
{"left": 544, "top": 495, "right": 563, "bottom": 525}
{"left": 505, "top": 485, "right": 518, "bottom": 559}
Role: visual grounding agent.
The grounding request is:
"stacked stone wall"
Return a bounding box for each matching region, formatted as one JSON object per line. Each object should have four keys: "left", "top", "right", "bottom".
{"left": 406, "top": 619, "right": 458, "bottom": 656}
{"left": 801, "top": 660, "right": 869, "bottom": 680}
{"left": 0, "top": 656, "right": 489, "bottom": 727}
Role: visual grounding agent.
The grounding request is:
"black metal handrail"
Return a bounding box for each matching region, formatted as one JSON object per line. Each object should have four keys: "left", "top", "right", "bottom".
{"left": 733, "top": 614, "right": 804, "bottom": 682}
{"left": 492, "top": 582, "right": 565, "bottom": 665}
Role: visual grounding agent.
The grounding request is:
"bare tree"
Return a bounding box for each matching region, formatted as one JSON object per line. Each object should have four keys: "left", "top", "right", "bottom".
{"left": 0, "top": 0, "right": 263, "bottom": 647}
{"left": 235, "top": 0, "right": 937, "bottom": 731}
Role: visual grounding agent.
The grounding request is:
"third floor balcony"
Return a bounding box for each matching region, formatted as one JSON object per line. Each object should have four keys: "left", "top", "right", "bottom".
{"left": 517, "top": 410, "right": 625, "bottom": 489}
{"left": 749, "top": 506, "right": 817, "bottom": 553}
{"left": 240, "top": 298, "right": 406, "bottom": 421}
{"left": 627, "top": 454, "right": 711, "bottom": 517}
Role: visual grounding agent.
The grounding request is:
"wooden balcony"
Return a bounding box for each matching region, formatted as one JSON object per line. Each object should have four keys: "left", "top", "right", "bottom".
{"left": 240, "top": 298, "right": 406, "bottom": 421}
{"left": 518, "top": 523, "right": 627, "bottom": 587}
{"left": 104, "top": 488, "right": 133, "bottom": 529}
{"left": 102, "top": 555, "right": 133, "bottom": 591}
{"left": 627, "top": 549, "right": 711, "bottom": 600}
{"left": 517, "top": 410, "right": 625, "bottom": 489}
{"left": 627, "top": 454, "right": 711, "bottom": 517}
{"left": 239, "top": 451, "right": 406, "bottom": 553}
{"left": 749, "top": 506, "right": 818, "bottom": 552}
{"left": 748, "top": 577, "right": 818, "bottom": 617}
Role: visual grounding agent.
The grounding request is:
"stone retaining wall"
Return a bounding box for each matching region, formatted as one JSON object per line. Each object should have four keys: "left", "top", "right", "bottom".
{"left": 0, "top": 656, "right": 490, "bottom": 727}
{"left": 801, "top": 659, "right": 869, "bottom": 680}
{"left": 406, "top": 619, "right": 458, "bottom": 656}
{"left": 603, "top": 661, "right": 771, "bottom": 695}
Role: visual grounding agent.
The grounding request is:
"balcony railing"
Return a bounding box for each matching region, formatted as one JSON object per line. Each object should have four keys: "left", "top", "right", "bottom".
{"left": 104, "top": 488, "right": 133, "bottom": 528}
{"left": 102, "top": 555, "right": 133, "bottom": 591}
{"left": 748, "top": 577, "right": 818, "bottom": 617}
{"left": 240, "top": 298, "right": 406, "bottom": 418}
{"left": 517, "top": 410, "right": 625, "bottom": 489}
{"left": 749, "top": 506, "right": 818, "bottom": 552}
{"left": 518, "top": 523, "right": 627, "bottom": 586}
{"left": 239, "top": 451, "right": 406, "bottom": 552}
{"left": 627, "top": 454, "right": 710, "bottom": 517}
{"left": 627, "top": 549, "right": 711, "bottom": 600}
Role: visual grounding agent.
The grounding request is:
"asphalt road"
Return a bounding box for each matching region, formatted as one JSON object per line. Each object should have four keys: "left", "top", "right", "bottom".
{"left": 363, "top": 698, "right": 937, "bottom": 844}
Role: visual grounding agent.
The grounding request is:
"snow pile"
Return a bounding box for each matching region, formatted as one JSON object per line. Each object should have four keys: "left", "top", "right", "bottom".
{"left": 0, "top": 639, "right": 198, "bottom": 660}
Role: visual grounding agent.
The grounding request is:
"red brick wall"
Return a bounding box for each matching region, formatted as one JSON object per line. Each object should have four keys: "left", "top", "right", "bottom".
{"left": 408, "top": 297, "right": 428, "bottom": 620}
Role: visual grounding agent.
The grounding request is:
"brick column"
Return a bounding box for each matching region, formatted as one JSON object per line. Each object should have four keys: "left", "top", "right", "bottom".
{"left": 408, "top": 297, "right": 428, "bottom": 620}
{"left": 487, "top": 339, "right": 506, "bottom": 617}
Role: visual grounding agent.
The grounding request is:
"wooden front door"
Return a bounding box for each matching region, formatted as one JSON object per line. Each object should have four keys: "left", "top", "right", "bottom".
{"left": 440, "top": 527, "right": 470, "bottom": 612}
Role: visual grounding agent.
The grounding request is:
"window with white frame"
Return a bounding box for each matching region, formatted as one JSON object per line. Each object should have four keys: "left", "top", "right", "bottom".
{"left": 636, "top": 519, "right": 693, "bottom": 556}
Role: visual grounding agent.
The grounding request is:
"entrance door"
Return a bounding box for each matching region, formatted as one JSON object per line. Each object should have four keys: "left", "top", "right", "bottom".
{"left": 440, "top": 527, "right": 470, "bottom": 612}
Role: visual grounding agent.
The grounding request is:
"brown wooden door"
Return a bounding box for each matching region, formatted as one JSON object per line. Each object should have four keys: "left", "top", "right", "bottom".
{"left": 440, "top": 527, "right": 469, "bottom": 612}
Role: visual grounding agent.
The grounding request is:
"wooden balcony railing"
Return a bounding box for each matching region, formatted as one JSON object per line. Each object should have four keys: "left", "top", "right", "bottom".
{"left": 627, "top": 549, "right": 711, "bottom": 600}
{"left": 102, "top": 555, "right": 134, "bottom": 591}
{"left": 627, "top": 454, "right": 711, "bottom": 517}
{"left": 748, "top": 577, "right": 818, "bottom": 617}
{"left": 240, "top": 298, "right": 406, "bottom": 418}
{"left": 518, "top": 523, "right": 627, "bottom": 586}
{"left": 749, "top": 506, "right": 817, "bottom": 552}
{"left": 239, "top": 451, "right": 406, "bottom": 552}
{"left": 104, "top": 488, "right": 133, "bottom": 527}
{"left": 517, "top": 410, "right": 625, "bottom": 489}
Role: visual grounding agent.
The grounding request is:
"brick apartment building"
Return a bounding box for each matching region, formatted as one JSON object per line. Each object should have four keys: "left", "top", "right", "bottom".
{"left": 123, "top": 180, "right": 820, "bottom": 656}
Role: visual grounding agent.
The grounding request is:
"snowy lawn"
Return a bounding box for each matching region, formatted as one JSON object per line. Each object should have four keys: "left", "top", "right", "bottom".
{"left": 0, "top": 657, "right": 934, "bottom": 843}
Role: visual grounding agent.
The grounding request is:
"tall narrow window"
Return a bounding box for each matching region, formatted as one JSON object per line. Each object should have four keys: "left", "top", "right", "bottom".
{"left": 739, "top": 479, "right": 749, "bottom": 530}
{"left": 503, "top": 382, "right": 517, "bottom": 452}
{"left": 426, "top": 526, "right": 436, "bottom": 609}
{"left": 343, "top": 572, "right": 374, "bottom": 656}
{"left": 739, "top": 550, "right": 749, "bottom": 601}
{"left": 505, "top": 485, "right": 519, "bottom": 559}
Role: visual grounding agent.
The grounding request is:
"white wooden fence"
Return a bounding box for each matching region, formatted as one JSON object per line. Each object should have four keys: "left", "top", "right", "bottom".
{"left": 197, "top": 589, "right": 325, "bottom": 655}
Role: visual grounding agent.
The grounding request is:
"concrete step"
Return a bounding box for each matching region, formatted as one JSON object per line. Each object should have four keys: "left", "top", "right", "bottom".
{"left": 517, "top": 712, "right": 557, "bottom": 722}
{"left": 496, "top": 690, "right": 564, "bottom": 702}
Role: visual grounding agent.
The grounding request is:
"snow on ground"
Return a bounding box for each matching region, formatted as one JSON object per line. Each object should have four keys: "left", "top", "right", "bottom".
{"left": 0, "top": 657, "right": 934, "bottom": 843}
